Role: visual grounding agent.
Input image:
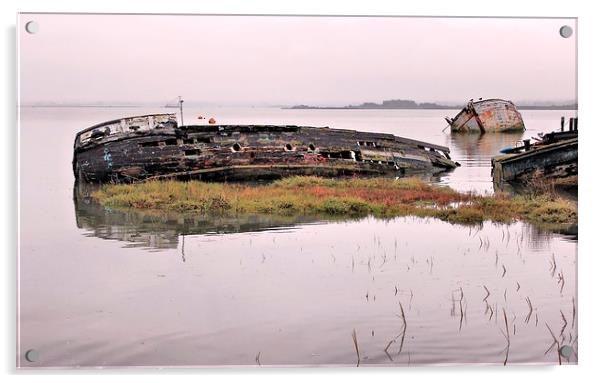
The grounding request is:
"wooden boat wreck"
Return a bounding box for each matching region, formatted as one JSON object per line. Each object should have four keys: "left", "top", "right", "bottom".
{"left": 72, "top": 113, "right": 458, "bottom": 183}
{"left": 445, "top": 99, "right": 525, "bottom": 133}
{"left": 491, "top": 122, "right": 577, "bottom": 187}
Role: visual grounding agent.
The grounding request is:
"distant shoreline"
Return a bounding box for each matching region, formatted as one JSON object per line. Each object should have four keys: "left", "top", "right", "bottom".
{"left": 284, "top": 98, "right": 577, "bottom": 111}
{"left": 20, "top": 104, "right": 578, "bottom": 111}
{"left": 20, "top": 105, "right": 147, "bottom": 108}
{"left": 284, "top": 105, "right": 578, "bottom": 111}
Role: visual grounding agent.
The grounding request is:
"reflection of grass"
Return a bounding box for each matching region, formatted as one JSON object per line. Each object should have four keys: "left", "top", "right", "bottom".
{"left": 92, "top": 176, "right": 577, "bottom": 226}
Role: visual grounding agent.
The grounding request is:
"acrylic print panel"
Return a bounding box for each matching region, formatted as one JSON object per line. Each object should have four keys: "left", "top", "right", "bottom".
{"left": 17, "top": 14, "right": 577, "bottom": 367}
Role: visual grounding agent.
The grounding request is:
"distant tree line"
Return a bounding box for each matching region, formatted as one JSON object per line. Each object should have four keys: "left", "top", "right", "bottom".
{"left": 288, "top": 99, "right": 577, "bottom": 110}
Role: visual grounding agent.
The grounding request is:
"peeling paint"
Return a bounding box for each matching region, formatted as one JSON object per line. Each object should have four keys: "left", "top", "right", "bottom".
{"left": 446, "top": 99, "right": 525, "bottom": 133}
{"left": 102, "top": 147, "right": 113, "bottom": 169}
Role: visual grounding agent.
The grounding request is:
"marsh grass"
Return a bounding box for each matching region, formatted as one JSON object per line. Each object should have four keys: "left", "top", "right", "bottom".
{"left": 92, "top": 176, "right": 577, "bottom": 226}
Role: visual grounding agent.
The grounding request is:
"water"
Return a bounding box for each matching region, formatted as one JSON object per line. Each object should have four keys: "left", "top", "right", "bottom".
{"left": 18, "top": 107, "right": 577, "bottom": 367}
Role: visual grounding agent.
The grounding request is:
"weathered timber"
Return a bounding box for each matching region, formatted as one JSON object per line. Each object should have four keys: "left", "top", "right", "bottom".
{"left": 446, "top": 99, "right": 525, "bottom": 133}
{"left": 73, "top": 113, "right": 458, "bottom": 183}
{"left": 492, "top": 136, "right": 577, "bottom": 185}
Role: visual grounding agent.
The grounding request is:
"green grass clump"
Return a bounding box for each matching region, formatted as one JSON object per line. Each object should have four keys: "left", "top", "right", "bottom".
{"left": 318, "top": 197, "right": 372, "bottom": 215}
{"left": 92, "top": 176, "right": 577, "bottom": 227}
{"left": 526, "top": 199, "right": 577, "bottom": 224}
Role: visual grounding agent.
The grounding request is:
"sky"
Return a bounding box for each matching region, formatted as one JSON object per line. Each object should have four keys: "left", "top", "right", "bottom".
{"left": 18, "top": 14, "right": 577, "bottom": 106}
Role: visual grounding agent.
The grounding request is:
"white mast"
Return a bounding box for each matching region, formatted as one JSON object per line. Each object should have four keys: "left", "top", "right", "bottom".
{"left": 178, "top": 96, "right": 184, "bottom": 126}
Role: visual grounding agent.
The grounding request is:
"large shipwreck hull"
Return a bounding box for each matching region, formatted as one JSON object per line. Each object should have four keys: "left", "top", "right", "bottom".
{"left": 446, "top": 99, "right": 525, "bottom": 133}
{"left": 73, "top": 113, "right": 458, "bottom": 183}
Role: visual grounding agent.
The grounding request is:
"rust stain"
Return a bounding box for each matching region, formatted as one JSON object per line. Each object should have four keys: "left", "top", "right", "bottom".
{"left": 446, "top": 99, "right": 525, "bottom": 133}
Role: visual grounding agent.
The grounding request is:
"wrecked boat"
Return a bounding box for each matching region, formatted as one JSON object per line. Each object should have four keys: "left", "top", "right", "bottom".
{"left": 445, "top": 99, "right": 525, "bottom": 133}
{"left": 72, "top": 113, "right": 458, "bottom": 183}
{"left": 491, "top": 119, "right": 577, "bottom": 186}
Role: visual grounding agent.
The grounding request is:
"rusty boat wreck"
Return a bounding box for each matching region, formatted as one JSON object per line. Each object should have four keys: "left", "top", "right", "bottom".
{"left": 73, "top": 113, "right": 458, "bottom": 183}
{"left": 492, "top": 118, "right": 578, "bottom": 187}
{"left": 446, "top": 99, "right": 525, "bottom": 133}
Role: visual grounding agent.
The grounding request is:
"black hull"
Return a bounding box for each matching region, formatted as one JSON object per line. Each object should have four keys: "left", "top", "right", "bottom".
{"left": 73, "top": 116, "right": 457, "bottom": 183}
{"left": 492, "top": 138, "right": 577, "bottom": 185}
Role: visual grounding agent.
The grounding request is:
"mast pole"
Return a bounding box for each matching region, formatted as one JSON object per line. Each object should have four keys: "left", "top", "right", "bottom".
{"left": 178, "top": 96, "right": 184, "bottom": 126}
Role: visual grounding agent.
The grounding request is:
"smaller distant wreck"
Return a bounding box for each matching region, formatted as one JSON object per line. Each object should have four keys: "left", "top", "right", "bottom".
{"left": 73, "top": 114, "right": 458, "bottom": 183}
{"left": 446, "top": 99, "right": 525, "bottom": 133}
{"left": 492, "top": 119, "right": 577, "bottom": 187}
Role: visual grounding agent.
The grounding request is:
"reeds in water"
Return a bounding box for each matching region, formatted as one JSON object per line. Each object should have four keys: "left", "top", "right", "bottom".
{"left": 544, "top": 323, "right": 562, "bottom": 365}
{"left": 501, "top": 309, "right": 510, "bottom": 365}
{"left": 525, "top": 297, "right": 533, "bottom": 324}
{"left": 352, "top": 329, "right": 360, "bottom": 367}
{"left": 384, "top": 302, "right": 408, "bottom": 360}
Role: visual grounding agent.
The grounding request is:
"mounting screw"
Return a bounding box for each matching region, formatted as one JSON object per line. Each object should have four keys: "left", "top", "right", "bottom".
{"left": 25, "top": 349, "right": 39, "bottom": 362}
{"left": 559, "top": 25, "right": 573, "bottom": 38}
{"left": 25, "top": 21, "right": 39, "bottom": 34}
{"left": 559, "top": 345, "right": 573, "bottom": 358}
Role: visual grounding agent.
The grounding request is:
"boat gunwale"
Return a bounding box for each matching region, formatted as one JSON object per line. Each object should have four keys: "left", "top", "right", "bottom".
{"left": 492, "top": 138, "right": 578, "bottom": 164}
{"left": 74, "top": 122, "right": 453, "bottom": 154}
{"left": 75, "top": 113, "right": 178, "bottom": 138}
{"left": 471, "top": 98, "right": 518, "bottom": 107}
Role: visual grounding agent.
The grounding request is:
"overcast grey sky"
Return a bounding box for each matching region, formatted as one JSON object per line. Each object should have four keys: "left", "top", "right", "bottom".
{"left": 19, "top": 14, "right": 576, "bottom": 106}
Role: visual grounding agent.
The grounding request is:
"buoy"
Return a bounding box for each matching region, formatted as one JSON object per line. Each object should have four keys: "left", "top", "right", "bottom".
{"left": 208, "top": 117, "right": 216, "bottom": 124}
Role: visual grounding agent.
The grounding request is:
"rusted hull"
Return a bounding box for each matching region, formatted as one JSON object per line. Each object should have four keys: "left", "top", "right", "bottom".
{"left": 446, "top": 99, "right": 525, "bottom": 133}
{"left": 491, "top": 138, "right": 577, "bottom": 185}
{"left": 73, "top": 114, "right": 458, "bottom": 183}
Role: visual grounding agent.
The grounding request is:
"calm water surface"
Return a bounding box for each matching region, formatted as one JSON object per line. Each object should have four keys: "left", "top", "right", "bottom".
{"left": 18, "top": 107, "right": 577, "bottom": 367}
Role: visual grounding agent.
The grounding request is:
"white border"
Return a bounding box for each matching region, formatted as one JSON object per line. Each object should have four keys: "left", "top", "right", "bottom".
{"left": 3, "top": 0, "right": 601, "bottom": 382}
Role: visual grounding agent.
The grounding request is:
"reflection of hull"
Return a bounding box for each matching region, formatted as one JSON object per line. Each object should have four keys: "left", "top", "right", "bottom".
{"left": 73, "top": 185, "right": 324, "bottom": 251}
{"left": 450, "top": 131, "right": 524, "bottom": 166}
{"left": 73, "top": 114, "right": 457, "bottom": 183}
{"left": 446, "top": 99, "right": 525, "bottom": 133}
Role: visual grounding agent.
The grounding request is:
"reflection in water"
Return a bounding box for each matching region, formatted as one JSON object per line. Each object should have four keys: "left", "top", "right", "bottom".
{"left": 57, "top": 189, "right": 578, "bottom": 366}
{"left": 73, "top": 182, "right": 576, "bottom": 252}
{"left": 73, "top": 184, "right": 327, "bottom": 252}
{"left": 450, "top": 131, "right": 524, "bottom": 168}
{"left": 438, "top": 131, "right": 527, "bottom": 193}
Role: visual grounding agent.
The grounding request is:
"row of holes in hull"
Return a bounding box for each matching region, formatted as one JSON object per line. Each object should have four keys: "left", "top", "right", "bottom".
{"left": 134, "top": 139, "right": 429, "bottom": 166}
{"left": 138, "top": 139, "right": 379, "bottom": 151}
{"left": 188, "top": 148, "right": 397, "bottom": 166}
{"left": 136, "top": 141, "right": 400, "bottom": 165}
